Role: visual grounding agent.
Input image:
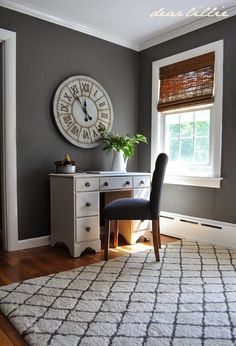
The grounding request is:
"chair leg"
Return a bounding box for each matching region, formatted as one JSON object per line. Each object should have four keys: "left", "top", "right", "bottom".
{"left": 152, "top": 219, "right": 160, "bottom": 262}
{"left": 104, "top": 219, "right": 111, "bottom": 261}
{"left": 157, "top": 217, "right": 161, "bottom": 249}
{"left": 113, "top": 220, "right": 119, "bottom": 248}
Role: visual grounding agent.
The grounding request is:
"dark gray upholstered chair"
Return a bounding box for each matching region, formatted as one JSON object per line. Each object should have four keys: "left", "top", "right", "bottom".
{"left": 103, "top": 153, "right": 168, "bottom": 261}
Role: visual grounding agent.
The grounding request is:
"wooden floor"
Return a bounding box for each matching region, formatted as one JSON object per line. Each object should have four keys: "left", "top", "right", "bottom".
{"left": 0, "top": 235, "right": 178, "bottom": 345}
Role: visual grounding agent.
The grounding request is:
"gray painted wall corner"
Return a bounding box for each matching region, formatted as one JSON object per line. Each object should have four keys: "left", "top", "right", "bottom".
{"left": 138, "top": 15, "right": 236, "bottom": 223}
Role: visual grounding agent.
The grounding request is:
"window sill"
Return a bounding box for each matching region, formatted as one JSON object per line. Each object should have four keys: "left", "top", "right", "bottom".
{"left": 164, "top": 175, "right": 223, "bottom": 188}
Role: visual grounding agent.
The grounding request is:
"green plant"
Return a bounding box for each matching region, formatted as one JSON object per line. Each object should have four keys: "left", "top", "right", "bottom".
{"left": 99, "top": 129, "right": 148, "bottom": 159}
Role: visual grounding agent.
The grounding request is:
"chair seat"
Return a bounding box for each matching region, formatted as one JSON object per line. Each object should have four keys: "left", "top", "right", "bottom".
{"left": 103, "top": 198, "right": 152, "bottom": 220}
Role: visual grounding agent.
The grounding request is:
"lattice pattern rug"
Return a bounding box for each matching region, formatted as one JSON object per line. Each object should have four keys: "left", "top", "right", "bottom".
{"left": 0, "top": 241, "right": 236, "bottom": 345}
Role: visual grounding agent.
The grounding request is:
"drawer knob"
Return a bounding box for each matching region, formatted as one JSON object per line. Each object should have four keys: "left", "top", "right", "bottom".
{"left": 140, "top": 180, "right": 145, "bottom": 184}
{"left": 125, "top": 181, "right": 131, "bottom": 185}
{"left": 85, "top": 226, "right": 91, "bottom": 232}
{"left": 104, "top": 182, "right": 109, "bottom": 187}
{"left": 85, "top": 202, "right": 91, "bottom": 207}
{"left": 85, "top": 182, "right": 90, "bottom": 187}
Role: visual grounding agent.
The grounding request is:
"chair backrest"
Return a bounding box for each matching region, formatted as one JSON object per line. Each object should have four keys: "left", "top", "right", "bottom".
{"left": 150, "top": 153, "right": 168, "bottom": 219}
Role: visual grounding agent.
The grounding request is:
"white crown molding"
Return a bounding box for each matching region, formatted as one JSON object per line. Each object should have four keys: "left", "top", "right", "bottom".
{"left": 0, "top": 1, "right": 235, "bottom": 52}
{"left": 139, "top": 5, "right": 236, "bottom": 51}
{"left": 0, "top": 0, "right": 138, "bottom": 51}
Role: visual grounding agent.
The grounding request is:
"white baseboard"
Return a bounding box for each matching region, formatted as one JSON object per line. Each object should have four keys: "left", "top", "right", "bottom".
{"left": 160, "top": 211, "right": 236, "bottom": 249}
{"left": 11, "top": 212, "right": 236, "bottom": 251}
{"left": 17, "top": 235, "right": 50, "bottom": 250}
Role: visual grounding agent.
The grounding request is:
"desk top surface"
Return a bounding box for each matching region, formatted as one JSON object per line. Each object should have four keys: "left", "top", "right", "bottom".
{"left": 50, "top": 171, "right": 150, "bottom": 178}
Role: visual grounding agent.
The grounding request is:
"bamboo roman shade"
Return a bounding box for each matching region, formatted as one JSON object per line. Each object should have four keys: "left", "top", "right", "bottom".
{"left": 157, "top": 52, "right": 215, "bottom": 112}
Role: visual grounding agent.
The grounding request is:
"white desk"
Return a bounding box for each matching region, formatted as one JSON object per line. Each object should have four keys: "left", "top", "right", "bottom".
{"left": 50, "top": 172, "right": 151, "bottom": 257}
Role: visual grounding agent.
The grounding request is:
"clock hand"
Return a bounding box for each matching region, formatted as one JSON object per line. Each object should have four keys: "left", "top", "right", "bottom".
{"left": 83, "top": 99, "right": 89, "bottom": 122}
{"left": 74, "top": 94, "right": 85, "bottom": 111}
{"left": 83, "top": 98, "right": 92, "bottom": 121}
{"left": 73, "top": 94, "right": 93, "bottom": 122}
{"left": 73, "top": 94, "right": 89, "bottom": 122}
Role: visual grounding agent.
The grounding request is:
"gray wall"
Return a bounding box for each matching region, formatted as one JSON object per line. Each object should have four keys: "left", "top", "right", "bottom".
{"left": 1, "top": 6, "right": 235, "bottom": 240}
{"left": 0, "top": 7, "right": 139, "bottom": 240}
{"left": 138, "top": 16, "right": 236, "bottom": 223}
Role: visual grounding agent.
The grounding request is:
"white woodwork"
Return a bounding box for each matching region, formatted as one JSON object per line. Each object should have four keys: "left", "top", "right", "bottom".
{"left": 75, "top": 192, "right": 99, "bottom": 217}
{"left": 118, "top": 187, "right": 151, "bottom": 244}
{"left": 132, "top": 220, "right": 150, "bottom": 232}
{"left": 76, "top": 216, "right": 99, "bottom": 243}
{"left": 75, "top": 177, "right": 99, "bottom": 192}
{"left": 50, "top": 172, "right": 151, "bottom": 257}
{"left": 0, "top": 0, "right": 137, "bottom": 50}
{"left": 100, "top": 176, "right": 132, "bottom": 191}
{"left": 0, "top": 28, "right": 18, "bottom": 251}
{"left": 17, "top": 236, "right": 51, "bottom": 250}
{"left": 160, "top": 211, "right": 236, "bottom": 250}
{"left": 132, "top": 188, "right": 151, "bottom": 241}
{"left": 74, "top": 240, "right": 101, "bottom": 257}
{"left": 151, "top": 40, "right": 224, "bottom": 188}
{"left": 1, "top": 0, "right": 236, "bottom": 52}
{"left": 133, "top": 176, "right": 151, "bottom": 188}
{"left": 50, "top": 177, "right": 75, "bottom": 255}
{"left": 133, "top": 187, "right": 150, "bottom": 199}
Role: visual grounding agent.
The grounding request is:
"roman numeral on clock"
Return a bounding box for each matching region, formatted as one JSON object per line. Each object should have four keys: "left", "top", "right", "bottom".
{"left": 70, "top": 124, "right": 79, "bottom": 136}
{"left": 97, "top": 121, "right": 106, "bottom": 131}
{"left": 83, "top": 129, "right": 90, "bottom": 139}
{"left": 81, "top": 83, "right": 89, "bottom": 93}
{"left": 63, "top": 92, "right": 72, "bottom": 102}
{"left": 70, "top": 84, "right": 79, "bottom": 95}
{"left": 100, "top": 112, "right": 109, "bottom": 119}
{"left": 99, "top": 101, "right": 106, "bottom": 108}
{"left": 92, "top": 129, "right": 99, "bottom": 138}
{"left": 60, "top": 103, "right": 69, "bottom": 112}
{"left": 63, "top": 115, "right": 73, "bottom": 127}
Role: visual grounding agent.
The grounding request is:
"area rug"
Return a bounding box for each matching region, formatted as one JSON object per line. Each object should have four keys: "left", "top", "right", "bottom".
{"left": 0, "top": 241, "right": 236, "bottom": 346}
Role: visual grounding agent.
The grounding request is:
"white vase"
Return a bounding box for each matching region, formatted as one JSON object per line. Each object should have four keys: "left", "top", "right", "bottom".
{"left": 111, "top": 150, "right": 128, "bottom": 172}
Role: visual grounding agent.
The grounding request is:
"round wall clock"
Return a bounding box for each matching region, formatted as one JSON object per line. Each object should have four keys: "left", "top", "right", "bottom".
{"left": 53, "top": 75, "right": 113, "bottom": 148}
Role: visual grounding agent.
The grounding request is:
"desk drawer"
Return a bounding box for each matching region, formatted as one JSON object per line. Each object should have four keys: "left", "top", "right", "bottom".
{"left": 133, "top": 175, "right": 150, "bottom": 188}
{"left": 76, "top": 216, "right": 99, "bottom": 243}
{"left": 76, "top": 192, "right": 99, "bottom": 217}
{"left": 100, "top": 176, "right": 132, "bottom": 191}
{"left": 75, "top": 177, "right": 99, "bottom": 192}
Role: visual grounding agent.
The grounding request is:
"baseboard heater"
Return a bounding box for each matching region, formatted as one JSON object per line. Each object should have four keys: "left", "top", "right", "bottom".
{"left": 160, "top": 214, "right": 223, "bottom": 229}
{"left": 159, "top": 212, "right": 236, "bottom": 249}
{"left": 180, "top": 219, "right": 198, "bottom": 225}
{"left": 160, "top": 215, "right": 174, "bottom": 220}
{"left": 200, "top": 223, "right": 222, "bottom": 229}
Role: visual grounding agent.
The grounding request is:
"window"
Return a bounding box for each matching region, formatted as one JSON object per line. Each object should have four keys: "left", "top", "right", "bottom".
{"left": 165, "top": 108, "right": 211, "bottom": 176}
{"left": 151, "top": 41, "right": 223, "bottom": 188}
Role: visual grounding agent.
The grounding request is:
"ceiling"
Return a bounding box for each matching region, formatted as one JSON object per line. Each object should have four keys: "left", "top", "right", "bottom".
{"left": 0, "top": 0, "right": 236, "bottom": 50}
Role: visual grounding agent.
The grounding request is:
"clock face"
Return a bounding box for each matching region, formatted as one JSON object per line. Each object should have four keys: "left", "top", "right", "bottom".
{"left": 53, "top": 75, "right": 113, "bottom": 148}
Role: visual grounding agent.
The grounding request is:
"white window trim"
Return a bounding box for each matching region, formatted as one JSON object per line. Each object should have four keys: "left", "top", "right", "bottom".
{"left": 151, "top": 40, "right": 224, "bottom": 188}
